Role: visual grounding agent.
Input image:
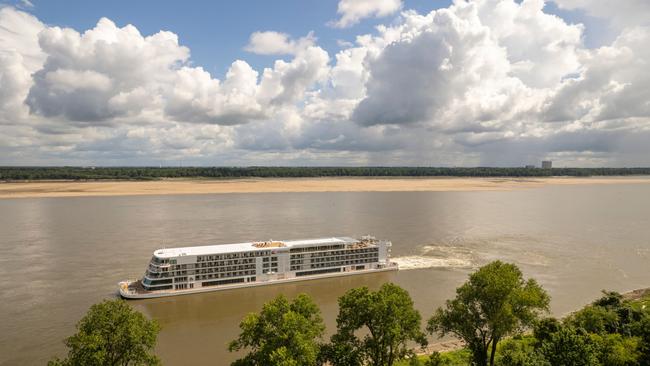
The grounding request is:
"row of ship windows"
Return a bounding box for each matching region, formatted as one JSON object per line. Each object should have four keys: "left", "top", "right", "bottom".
{"left": 152, "top": 256, "right": 275, "bottom": 273}
{"left": 291, "top": 253, "right": 378, "bottom": 265}
{"left": 307, "top": 249, "right": 378, "bottom": 259}
{"left": 312, "top": 254, "right": 378, "bottom": 263}
{"left": 289, "top": 244, "right": 346, "bottom": 253}
{"left": 146, "top": 265, "right": 257, "bottom": 282}
{"left": 202, "top": 277, "right": 248, "bottom": 287}
{"left": 196, "top": 251, "right": 273, "bottom": 262}
{"left": 151, "top": 256, "right": 354, "bottom": 279}
{"left": 152, "top": 246, "right": 371, "bottom": 267}
{"left": 151, "top": 257, "right": 169, "bottom": 265}
{"left": 290, "top": 257, "right": 376, "bottom": 271}
{"left": 295, "top": 267, "right": 342, "bottom": 276}
{"left": 290, "top": 247, "right": 377, "bottom": 259}
{"left": 147, "top": 269, "right": 258, "bottom": 287}
{"left": 146, "top": 265, "right": 255, "bottom": 278}
{"left": 198, "top": 258, "right": 256, "bottom": 267}
{"left": 145, "top": 285, "right": 172, "bottom": 291}
{"left": 153, "top": 277, "right": 253, "bottom": 291}
{"left": 149, "top": 258, "right": 257, "bottom": 272}
{"left": 197, "top": 264, "right": 257, "bottom": 273}
{"left": 196, "top": 270, "right": 256, "bottom": 281}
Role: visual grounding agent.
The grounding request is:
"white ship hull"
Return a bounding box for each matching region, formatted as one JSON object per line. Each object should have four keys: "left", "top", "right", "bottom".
{"left": 120, "top": 236, "right": 395, "bottom": 299}
{"left": 119, "top": 263, "right": 398, "bottom": 299}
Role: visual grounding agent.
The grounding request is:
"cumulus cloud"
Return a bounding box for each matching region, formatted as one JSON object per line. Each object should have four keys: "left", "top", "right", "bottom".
{"left": 244, "top": 31, "right": 316, "bottom": 55}
{"left": 20, "top": 16, "right": 331, "bottom": 126}
{"left": 353, "top": 2, "right": 537, "bottom": 129}
{"left": 26, "top": 17, "right": 190, "bottom": 123}
{"left": 329, "top": 0, "right": 403, "bottom": 28}
{"left": 164, "top": 61, "right": 264, "bottom": 125}
{"left": 0, "top": 7, "right": 44, "bottom": 123}
{"left": 543, "top": 26, "right": 650, "bottom": 123}
{"left": 1, "top": 1, "right": 650, "bottom": 166}
{"left": 258, "top": 46, "right": 330, "bottom": 106}
{"left": 553, "top": 0, "right": 650, "bottom": 28}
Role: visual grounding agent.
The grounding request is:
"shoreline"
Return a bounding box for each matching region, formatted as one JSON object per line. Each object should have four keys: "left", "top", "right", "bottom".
{"left": 1, "top": 176, "right": 650, "bottom": 199}
{"left": 420, "top": 287, "right": 650, "bottom": 355}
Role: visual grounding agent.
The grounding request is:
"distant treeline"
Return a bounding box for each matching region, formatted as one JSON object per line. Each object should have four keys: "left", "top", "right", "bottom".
{"left": 2, "top": 166, "right": 650, "bottom": 181}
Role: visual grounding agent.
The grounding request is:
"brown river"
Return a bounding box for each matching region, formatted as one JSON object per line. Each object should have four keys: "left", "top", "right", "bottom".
{"left": 1, "top": 182, "right": 650, "bottom": 365}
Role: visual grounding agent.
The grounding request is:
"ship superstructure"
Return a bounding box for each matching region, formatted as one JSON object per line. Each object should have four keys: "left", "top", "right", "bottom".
{"left": 119, "top": 236, "right": 396, "bottom": 299}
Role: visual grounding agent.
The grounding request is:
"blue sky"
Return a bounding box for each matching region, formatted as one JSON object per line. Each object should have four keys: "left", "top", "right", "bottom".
{"left": 15, "top": 0, "right": 610, "bottom": 76}
{"left": 1, "top": 0, "right": 649, "bottom": 166}
{"left": 22, "top": 0, "right": 449, "bottom": 77}
{"left": 17, "top": 0, "right": 614, "bottom": 76}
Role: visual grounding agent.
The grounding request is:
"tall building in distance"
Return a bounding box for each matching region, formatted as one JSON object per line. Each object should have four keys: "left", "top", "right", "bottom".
{"left": 542, "top": 160, "right": 553, "bottom": 169}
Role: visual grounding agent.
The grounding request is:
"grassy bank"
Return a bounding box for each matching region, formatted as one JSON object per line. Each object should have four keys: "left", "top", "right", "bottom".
{"left": 399, "top": 288, "right": 650, "bottom": 366}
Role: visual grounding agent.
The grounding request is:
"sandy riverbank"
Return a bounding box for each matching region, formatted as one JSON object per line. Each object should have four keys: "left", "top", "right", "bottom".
{"left": 1, "top": 176, "right": 650, "bottom": 199}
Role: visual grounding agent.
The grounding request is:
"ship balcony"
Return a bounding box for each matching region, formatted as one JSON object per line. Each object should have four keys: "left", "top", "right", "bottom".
{"left": 144, "top": 272, "right": 171, "bottom": 279}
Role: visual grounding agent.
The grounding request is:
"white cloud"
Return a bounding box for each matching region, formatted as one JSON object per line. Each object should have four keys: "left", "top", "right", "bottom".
{"left": 329, "top": 0, "right": 403, "bottom": 28}
{"left": 543, "top": 26, "right": 650, "bottom": 123}
{"left": 244, "top": 31, "right": 315, "bottom": 55}
{"left": 21, "top": 17, "right": 329, "bottom": 126}
{"left": 257, "top": 46, "right": 330, "bottom": 105}
{"left": 553, "top": 0, "right": 650, "bottom": 28}
{"left": 26, "top": 17, "right": 190, "bottom": 122}
{"left": 164, "top": 61, "right": 265, "bottom": 125}
{"left": 1, "top": 1, "right": 650, "bottom": 166}
{"left": 353, "top": 2, "right": 536, "bottom": 129}
{"left": 0, "top": 7, "right": 44, "bottom": 123}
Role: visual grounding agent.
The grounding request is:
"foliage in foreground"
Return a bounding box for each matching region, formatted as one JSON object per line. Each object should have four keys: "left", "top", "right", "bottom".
{"left": 405, "top": 269, "right": 650, "bottom": 366}
{"left": 324, "top": 283, "right": 428, "bottom": 366}
{"left": 49, "top": 299, "right": 160, "bottom": 366}
{"left": 228, "top": 263, "right": 650, "bottom": 366}
{"left": 52, "top": 262, "right": 650, "bottom": 366}
{"left": 427, "top": 261, "right": 550, "bottom": 366}
{"left": 228, "top": 293, "right": 325, "bottom": 366}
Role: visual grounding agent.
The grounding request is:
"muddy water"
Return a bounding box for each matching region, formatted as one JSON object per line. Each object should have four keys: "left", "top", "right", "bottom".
{"left": 1, "top": 183, "right": 650, "bottom": 365}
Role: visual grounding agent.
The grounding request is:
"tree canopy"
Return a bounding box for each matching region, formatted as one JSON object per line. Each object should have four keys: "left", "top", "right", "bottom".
{"left": 48, "top": 299, "right": 160, "bottom": 366}
{"left": 538, "top": 325, "right": 599, "bottom": 366}
{"left": 228, "top": 293, "right": 325, "bottom": 366}
{"left": 3, "top": 166, "right": 650, "bottom": 181}
{"left": 427, "top": 261, "right": 549, "bottom": 366}
{"left": 325, "top": 282, "right": 428, "bottom": 366}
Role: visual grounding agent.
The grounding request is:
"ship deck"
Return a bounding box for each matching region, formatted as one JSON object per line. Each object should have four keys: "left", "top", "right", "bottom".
{"left": 119, "top": 263, "right": 398, "bottom": 299}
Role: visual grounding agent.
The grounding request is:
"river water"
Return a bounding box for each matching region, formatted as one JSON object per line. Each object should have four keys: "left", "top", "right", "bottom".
{"left": 1, "top": 182, "right": 649, "bottom": 365}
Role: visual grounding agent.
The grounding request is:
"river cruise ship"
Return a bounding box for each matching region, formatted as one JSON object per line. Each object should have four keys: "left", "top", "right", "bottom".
{"left": 119, "top": 236, "right": 397, "bottom": 299}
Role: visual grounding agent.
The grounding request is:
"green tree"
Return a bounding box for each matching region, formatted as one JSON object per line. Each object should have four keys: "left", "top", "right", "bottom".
{"left": 538, "top": 326, "right": 599, "bottom": 366}
{"left": 593, "top": 290, "right": 623, "bottom": 308}
{"left": 326, "top": 283, "right": 427, "bottom": 366}
{"left": 228, "top": 293, "right": 325, "bottom": 366}
{"left": 427, "top": 261, "right": 549, "bottom": 366}
{"left": 590, "top": 333, "right": 641, "bottom": 366}
{"left": 532, "top": 317, "right": 561, "bottom": 344}
{"left": 496, "top": 338, "right": 549, "bottom": 366}
{"left": 423, "top": 352, "right": 442, "bottom": 366}
{"left": 633, "top": 315, "right": 650, "bottom": 366}
{"left": 48, "top": 299, "right": 160, "bottom": 366}
{"left": 567, "top": 305, "right": 619, "bottom": 334}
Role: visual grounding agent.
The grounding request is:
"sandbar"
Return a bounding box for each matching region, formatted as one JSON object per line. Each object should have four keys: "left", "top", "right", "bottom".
{"left": 1, "top": 176, "right": 650, "bottom": 199}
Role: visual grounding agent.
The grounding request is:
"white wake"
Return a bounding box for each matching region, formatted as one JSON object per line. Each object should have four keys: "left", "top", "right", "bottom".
{"left": 392, "top": 255, "right": 473, "bottom": 270}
